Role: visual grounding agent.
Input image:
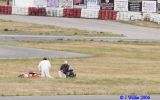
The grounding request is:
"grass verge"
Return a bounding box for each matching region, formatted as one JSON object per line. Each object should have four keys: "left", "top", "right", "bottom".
{"left": 0, "top": 19, "right": 124, "bottom": 37}
{"left": 0, "top": 40, "right": 160, "bottom": 95}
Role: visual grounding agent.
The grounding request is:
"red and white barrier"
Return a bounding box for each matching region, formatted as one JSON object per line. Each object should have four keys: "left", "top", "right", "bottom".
{"left": 81, "top": 9, "right": 99, "bottom": 19}
{"left": 0, "top": 5, "right": 12, "bottom": 15}
{"left": 63, "top": 8, "right": 81, "bottom": 18}
{"left": 143, "top": 13, "right": 160, "bottom": 24}
{"left": 28, "top": 7, "right": 46, "bottom": 16}
{"left": 98, "top": 10, "right": 117, "bottom": 20}
{"left": 117, "top": 11, "right": 142, "bottom": 21}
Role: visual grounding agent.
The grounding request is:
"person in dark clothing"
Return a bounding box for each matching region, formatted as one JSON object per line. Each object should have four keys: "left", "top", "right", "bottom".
{"left": 58, "top": 61, "right": 69, "bottom": 78}
{"left": 60, "top": 62, "right": 70, "bottom": 75}
{"left": 58, "top": 61, "right": 76, "bottom": 78}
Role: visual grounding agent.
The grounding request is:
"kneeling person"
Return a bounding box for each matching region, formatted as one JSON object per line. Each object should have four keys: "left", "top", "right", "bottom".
{"left": 58, "top": 61, "right": 76, "bottom": 78}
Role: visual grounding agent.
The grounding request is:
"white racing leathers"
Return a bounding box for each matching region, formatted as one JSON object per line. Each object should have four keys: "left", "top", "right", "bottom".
{"left": 38, "top": 60, "right": 52, "bottom": 78}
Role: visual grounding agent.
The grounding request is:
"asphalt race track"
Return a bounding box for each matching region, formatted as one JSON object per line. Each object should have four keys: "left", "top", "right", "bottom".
{"left": 0, "top": 46, "right": 91, "bottom": 59}
{"left": 0, "top": 15, "right": 160, "bottom": 40}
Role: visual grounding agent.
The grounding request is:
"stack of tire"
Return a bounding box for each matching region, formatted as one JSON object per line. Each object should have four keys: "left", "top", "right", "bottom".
{"left": 63, "top": 8, "right": 81, "bottom": 18}
{"left": 0, "top": 5, "right": 12, "bottom": 15}
{"left": 28, "top": 7, "right": 46, "bottom": 16}
{"left": 98, "top": 10, "right": 117, "bottom": 20}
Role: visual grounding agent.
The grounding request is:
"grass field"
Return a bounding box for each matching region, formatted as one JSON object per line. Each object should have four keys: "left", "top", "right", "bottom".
{"left": 0, "top": 19, "right": 123, "bottom": 37}
{"left": 0, "top": 40, "right": 160, "bottom": 96}
{"left": 0, "top": 18, "right": 160, "bottom": 96}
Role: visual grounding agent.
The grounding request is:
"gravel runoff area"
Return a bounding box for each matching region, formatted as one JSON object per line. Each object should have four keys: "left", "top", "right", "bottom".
{"left": 0, "top": 46, "right": 91, "bottom": 59}
{"left": 0, "top": 15, "right": 160, "bottom": 40}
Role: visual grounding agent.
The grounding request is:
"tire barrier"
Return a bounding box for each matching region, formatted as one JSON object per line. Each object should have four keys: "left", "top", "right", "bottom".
{"left": 0, "top": 5, "right": 158, "bottom": 24}
{"left": 46, "top": 8, "right": 63, "bottom": 17}
{"left": 0, "top": 5, "right": 12, "bottom": 15}
{"left": 28, "top": 7, "right": 46, "bottom": 16}
{"left": 63, "top": 8, "right": 81, "bottom": 18}
{"left": 98, "top": 10, "right": 117, "bottom": 20}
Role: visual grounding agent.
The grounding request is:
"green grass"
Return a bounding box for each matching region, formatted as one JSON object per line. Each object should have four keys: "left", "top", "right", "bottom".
{"left": 0, "top": 40, "right": 160, "bottom": 95}
{"left": 1, "top": 4, "right": 160, "bottom": 96}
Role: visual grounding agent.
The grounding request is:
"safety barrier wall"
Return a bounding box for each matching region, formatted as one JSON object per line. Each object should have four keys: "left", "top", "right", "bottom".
{"left": 63, "top": 8, "right": 81, "bottom": 18}
{"left": 28, "top": 7, "right": 46, "bottom": 16}
{"left": 98, "top": 10, "right": 117, "bottom": 20}
{"left": 0, "top": 5, "right": 159, "bottom": 24}
{"left": 142, "top": 13, "right": 160, "bottom": 24}
{"left": 46, "top": 7, "right": 63, "bottom": 17}
{"left": 117, "top": 11, "right": 142, "bottom": 21}
{"left": 0, "top": 0, "right": 157, "bottom": 24}
{"left": 116, "top": 11, "right": 160, "bottom": 24}
{"left": 12, "top": 6, "right": 28, "bottom": 15}
{"left": 0, "top": 5, "right": 12, "bottom": 14}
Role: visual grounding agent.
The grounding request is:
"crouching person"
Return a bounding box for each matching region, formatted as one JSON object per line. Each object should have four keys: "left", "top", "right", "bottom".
{"left": 58, "top": 61, "right": 76, "bottom": 78}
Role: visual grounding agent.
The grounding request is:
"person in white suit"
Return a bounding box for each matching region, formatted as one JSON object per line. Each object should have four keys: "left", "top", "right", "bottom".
{"left": 38, "top": 57, "right": 52, "bottom": 78}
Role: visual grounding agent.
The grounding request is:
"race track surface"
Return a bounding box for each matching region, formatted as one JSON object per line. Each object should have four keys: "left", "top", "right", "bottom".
{"left": 0, "top": 46, "right": 91, "bottom": 59}
{"left": 0, "top": 15, "right": 160, "bottom": 40}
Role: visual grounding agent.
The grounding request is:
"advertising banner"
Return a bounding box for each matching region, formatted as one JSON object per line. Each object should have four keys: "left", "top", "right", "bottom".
{"left": 100, "top": 3, "right": 114, "bottom": 10}
{"left": 128, "top": 0, "right": 142, "bottom": 12}
{"left": 114, "top": 0, "right": 128, "bottom": 11}
{"left": 59, "top": 0, "right": 73, "bottom": 8}
{"left": 142, "top": 1, "right": 156, "bottom": 13}
{"left": 34, "top": 0, "right": 47, "bottom": 7}
{"left": 87, "top": 0, "right": 98, "bottom": 6}
{"left": 47, "top": 0, "right": 59, "bottom": 7}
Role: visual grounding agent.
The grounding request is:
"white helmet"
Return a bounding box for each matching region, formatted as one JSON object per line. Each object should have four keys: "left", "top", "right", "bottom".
{"left": 64, "top": 60, "right": 68, "bottom": 64}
